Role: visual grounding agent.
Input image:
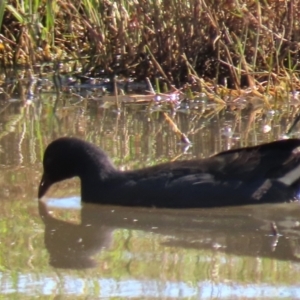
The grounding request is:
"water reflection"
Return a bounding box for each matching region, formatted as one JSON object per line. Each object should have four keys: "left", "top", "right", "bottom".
{"left": 0, "top": 96, "right": 299, "bottom": 171}
{"left": 1, "top": 97, "right": 300, "bottom": 298}
{"left": 39, "top": 198, "right": 300, "bottom": 270}
{"left": 3, "top": 273, "right": 300, "bottom": 298}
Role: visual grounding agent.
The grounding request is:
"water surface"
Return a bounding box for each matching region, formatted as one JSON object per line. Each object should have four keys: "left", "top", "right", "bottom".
{"left": 0, "top": 94, "right": 300, "bottom": 299}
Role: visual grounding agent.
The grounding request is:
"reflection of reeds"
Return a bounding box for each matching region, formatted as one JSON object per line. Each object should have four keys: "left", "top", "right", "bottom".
{"left": 0, "top": 74, "right": 299, "bottom": 174}
{"left": 0, "top": 0, "right": 300, "bottom": 91}
{"left": 1, "top": 95, "right": 298, "bottom": 173}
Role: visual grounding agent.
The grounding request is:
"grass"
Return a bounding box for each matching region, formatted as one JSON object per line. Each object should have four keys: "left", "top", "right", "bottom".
{"left": 0, "top": 0, "right": 300, "bottom": 94}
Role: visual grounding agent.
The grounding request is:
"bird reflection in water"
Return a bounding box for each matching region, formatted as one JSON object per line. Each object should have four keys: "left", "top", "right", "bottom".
{"left": 38, "top": 199, "right": 300, "bottom": 270}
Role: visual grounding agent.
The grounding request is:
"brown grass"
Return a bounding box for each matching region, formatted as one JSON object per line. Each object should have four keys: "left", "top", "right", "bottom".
{"left": 0, "top": 0, "right": 300, "bottom": 91}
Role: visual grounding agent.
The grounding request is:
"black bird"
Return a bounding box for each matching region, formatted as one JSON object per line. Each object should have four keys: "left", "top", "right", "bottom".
{"left": 38, "top": 137, "right": 300, "bottom": 208}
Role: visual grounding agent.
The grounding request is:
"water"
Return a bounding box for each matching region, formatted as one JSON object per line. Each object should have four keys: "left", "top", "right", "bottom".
{"left": 1, "top": 94, "right": 300, "bottom": 299}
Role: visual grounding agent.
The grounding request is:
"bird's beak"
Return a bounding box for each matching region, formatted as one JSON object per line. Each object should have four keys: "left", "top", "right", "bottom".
{"left": 38, "top": 174, "right": 52, "bottom": 199}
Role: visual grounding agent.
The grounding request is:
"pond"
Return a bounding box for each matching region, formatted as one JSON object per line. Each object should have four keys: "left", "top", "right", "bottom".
{"left": 1, "top": 89, "right": 300, "bottom": 299}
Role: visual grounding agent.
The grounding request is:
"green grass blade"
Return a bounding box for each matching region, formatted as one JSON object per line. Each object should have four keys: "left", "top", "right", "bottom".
{"left": 0, "top": 0, "right": 5, "bottom": 28}
{"left": 6, "top": 4, "right": 24, "bottom": 23}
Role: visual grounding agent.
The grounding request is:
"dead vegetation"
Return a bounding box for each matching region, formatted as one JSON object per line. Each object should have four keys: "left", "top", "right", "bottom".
{"left": 0, "top": 0, "right": 300, "bottom": 92}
